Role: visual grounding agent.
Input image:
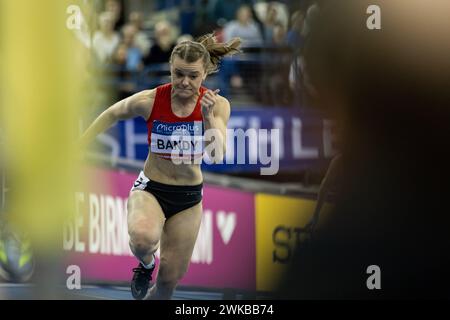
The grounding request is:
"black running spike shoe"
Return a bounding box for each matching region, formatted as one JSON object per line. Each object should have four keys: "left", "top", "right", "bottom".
{"left": 131, "top": 259, "right": 155, "bottom": 300}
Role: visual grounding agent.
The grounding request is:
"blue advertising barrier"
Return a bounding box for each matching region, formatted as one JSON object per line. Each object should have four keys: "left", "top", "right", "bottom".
{"left": 91, "top": 107, "right": 337, "bottom": 173}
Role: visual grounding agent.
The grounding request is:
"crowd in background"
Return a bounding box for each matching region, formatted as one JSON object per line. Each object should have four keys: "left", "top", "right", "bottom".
{"left": 88, "top": 0, "right": 320, "bottom": 108}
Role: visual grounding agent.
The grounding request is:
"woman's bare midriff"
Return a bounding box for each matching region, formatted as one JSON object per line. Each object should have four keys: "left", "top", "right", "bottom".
{"left": 143, "top": 152, "right": 203, "bottom": 186}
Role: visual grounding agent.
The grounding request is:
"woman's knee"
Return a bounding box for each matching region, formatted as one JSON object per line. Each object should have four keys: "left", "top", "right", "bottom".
{"left": 128, "top": 223, "right": 160, "bottom": 255}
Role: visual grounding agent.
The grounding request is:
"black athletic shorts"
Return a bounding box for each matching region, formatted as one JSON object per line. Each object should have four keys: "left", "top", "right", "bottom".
{"left": 131, "top": 171, "right": 203, "bottom": 220}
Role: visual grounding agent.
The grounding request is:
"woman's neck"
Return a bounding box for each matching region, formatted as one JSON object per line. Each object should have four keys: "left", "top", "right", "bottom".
{"left": 171, "top": 91, "right": 200, "bottom": 107}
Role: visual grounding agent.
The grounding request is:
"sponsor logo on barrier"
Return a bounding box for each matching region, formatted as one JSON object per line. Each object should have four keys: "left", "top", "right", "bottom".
{"left": 272, "top": 226, "right": 310, "bottom": 264}
{"left": 256, "top": 194, "right": 317, "bottom": 291}
{"left": 64, "top": 193, "right": 238, "bottom": 266}
{"left": 191, "top": 210, "right": 213, "bottom": 265}
{"left": 63, "top": 192, "right": 132, "bottom": 256}
{"left": 216, "top": 211, "right": 236, "bottom": 245}
{"left": 175, "top": 209, "right": 238, "bottom": 265}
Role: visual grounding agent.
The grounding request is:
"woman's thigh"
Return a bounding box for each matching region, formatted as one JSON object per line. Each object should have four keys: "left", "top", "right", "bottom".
{"left": 158, "top": 202, "right": 203, "bottom": 276}
{"left": 127, "top": 190, "right": 165, "bottom": 241}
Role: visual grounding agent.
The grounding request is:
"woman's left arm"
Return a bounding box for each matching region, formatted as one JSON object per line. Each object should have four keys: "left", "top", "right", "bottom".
{"left": 201, "top": 89, "right": 231, "bottom": 163}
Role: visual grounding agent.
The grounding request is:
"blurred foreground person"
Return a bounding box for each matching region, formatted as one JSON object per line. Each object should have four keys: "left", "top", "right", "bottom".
{"left": 278, "top": 0, "right": 450, "bottom": 299}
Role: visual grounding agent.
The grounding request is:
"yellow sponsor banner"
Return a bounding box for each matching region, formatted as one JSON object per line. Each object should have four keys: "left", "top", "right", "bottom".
{"left": 255, "top": 193, "right": 331, "bottom": 292}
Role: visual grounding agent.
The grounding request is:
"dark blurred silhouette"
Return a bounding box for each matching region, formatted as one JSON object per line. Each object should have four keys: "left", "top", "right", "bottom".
{"left": 278, "top": 0, "right": 450, "bottom": 299}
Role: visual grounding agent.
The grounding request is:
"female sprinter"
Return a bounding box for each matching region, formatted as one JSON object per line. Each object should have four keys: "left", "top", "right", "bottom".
{"left": 80, "top": 34, "right": 241, "bottom": 299}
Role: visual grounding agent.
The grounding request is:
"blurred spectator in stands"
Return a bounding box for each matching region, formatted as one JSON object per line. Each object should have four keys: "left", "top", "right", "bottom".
{"left": 262, "top": 3, "right": 279, "bottom": 44}
{"left": 144, "top": 21, "right": 176, "bottom": 64}
{"left": 288, "top": 4, "right": 319, "bottom": 108}
{"left": 254, "top": 1, "right": 289, "bottom": 44}
{"left": 286, "top": 10, "right": 305, "bottom": 51}
{"left": 261, "top": 23, "right": 292, "bottom": 105}
{"left": 301, "top": 1, "right": 320, "bottom": 38}
{"left": 120, "top": 24, "right": 144, "bottom": 72}
{"left": 272, "top": 23, "right": 287, "bottom": 46}
{"left": 221, "top": 4, "right": 265, "bottom": 98}
{"left": 110, "top": 43, "right": 137, "bottom": 100}
{"left": 212, "top": 0, "right": 255, "bottom": 25}
{"left": 128, "top": 11, "right": 152, "bottom": 58}
{"left": 93, "top": 11, "right": 120, "bottom": 63}
{"left": 105, "top": 0, "right": 125, "bottom": 31}
{"left": 223, "top": 5, "right": 263, "bottom": 47}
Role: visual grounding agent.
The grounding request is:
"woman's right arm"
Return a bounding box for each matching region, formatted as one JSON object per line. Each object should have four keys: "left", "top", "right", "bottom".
{"left": 79, "top": 89, "right": 156, "bottom": 148}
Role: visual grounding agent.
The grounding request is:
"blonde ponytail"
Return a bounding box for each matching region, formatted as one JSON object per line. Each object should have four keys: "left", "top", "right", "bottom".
{"left": 170, "top": 33, "right": 242, "bottom": 74}
{"left": 197, "top": 33, "right": 242, "bottom": 73}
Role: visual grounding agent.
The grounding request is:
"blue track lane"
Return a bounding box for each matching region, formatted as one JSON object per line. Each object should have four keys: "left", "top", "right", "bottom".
{"left": 0, "top": 283, "right": 246, "bottom": 300}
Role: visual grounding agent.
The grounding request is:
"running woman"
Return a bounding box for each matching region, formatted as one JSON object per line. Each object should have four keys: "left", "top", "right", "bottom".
{"left": 80, "top": 34, "right": 241, "bottom": 299}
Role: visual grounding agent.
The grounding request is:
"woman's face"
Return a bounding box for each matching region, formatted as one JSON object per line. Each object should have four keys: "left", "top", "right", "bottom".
{"left": 170, "top": 56, "right": 206, "bottom": 100}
